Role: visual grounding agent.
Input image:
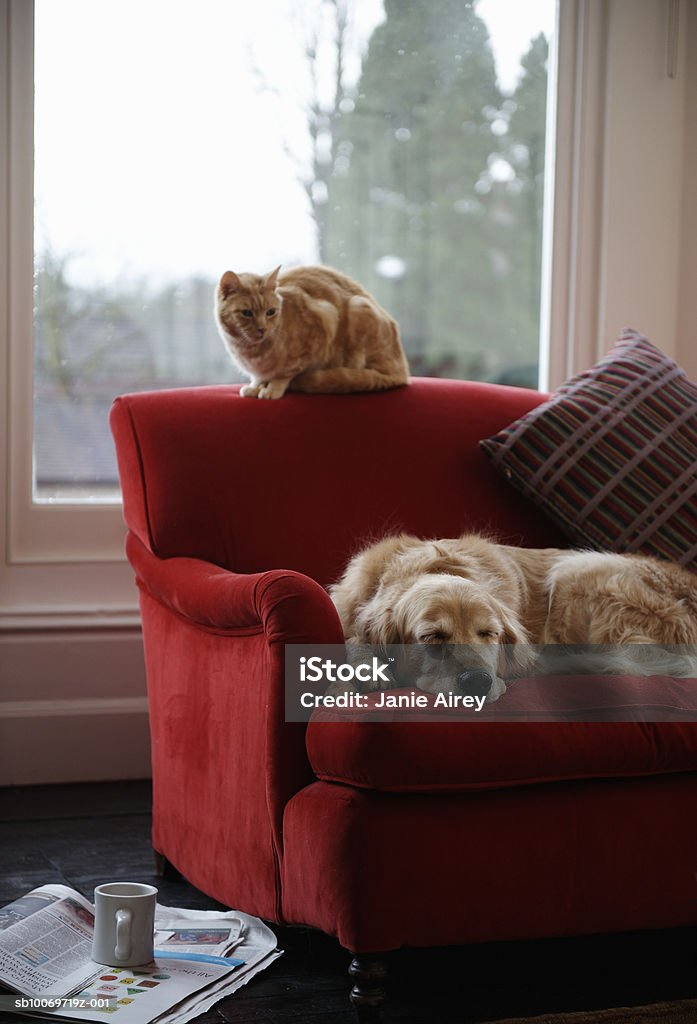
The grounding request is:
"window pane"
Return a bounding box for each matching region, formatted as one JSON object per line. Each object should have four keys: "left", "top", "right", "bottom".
{"left": 33, "top": 0, "right": 555, "bottom": 501}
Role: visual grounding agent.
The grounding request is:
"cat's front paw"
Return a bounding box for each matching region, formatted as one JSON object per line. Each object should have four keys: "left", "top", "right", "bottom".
{"left": 240, "top": 382, "right": 265, "bottom": 398}
{"left": 258, "top": 380, "right": 288, "bottom": 400}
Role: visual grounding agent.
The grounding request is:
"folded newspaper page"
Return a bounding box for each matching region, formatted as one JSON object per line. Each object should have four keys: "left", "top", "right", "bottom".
{"left": 0, "top": 885, "right": 281, "bottom": 1023}
{"left": 0, "top": 887, "right": 106, "bottom": 999}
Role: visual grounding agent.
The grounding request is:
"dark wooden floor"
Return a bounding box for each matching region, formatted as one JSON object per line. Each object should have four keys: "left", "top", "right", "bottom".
{"left": 1, "top": 781, "right": 695, "bottom": 1023}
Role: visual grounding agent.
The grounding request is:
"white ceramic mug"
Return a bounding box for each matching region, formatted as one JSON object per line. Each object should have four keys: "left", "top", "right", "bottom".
{"left": 92, "top": 882, "right": 157, "bottom": 967}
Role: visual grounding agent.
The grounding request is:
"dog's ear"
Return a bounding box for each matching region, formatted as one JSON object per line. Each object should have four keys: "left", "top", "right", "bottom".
{"left": 355, "top": 602, "right": 398, "bottom": 646}
{"left": 499, "top": 607, "right": 529, "bottom": 647}
{"left": 330, "top": 534, "right": 411, "bottom": 638}
{"left": 496, "top": 605, "right": 534, "bottom": 677}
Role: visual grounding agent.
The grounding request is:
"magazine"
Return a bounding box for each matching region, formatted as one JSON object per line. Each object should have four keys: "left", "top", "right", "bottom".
{"left": 0, "top": 885, "right": 281, "bottom": 1023}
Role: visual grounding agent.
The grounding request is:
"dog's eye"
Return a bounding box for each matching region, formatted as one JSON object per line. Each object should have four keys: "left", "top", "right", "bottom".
{"left": 419, "top": 630, "right": 449, "bottom": 642}
{"left": 477, "top": 629, "right": 496, "bottom": 639}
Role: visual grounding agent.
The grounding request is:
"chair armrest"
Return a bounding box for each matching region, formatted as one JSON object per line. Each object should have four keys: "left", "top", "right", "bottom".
{"left": 125, "top": 531, "right": 344, "bottom": 919}
{"left": 126, "top": 531, "right": 344, "bottom": 643}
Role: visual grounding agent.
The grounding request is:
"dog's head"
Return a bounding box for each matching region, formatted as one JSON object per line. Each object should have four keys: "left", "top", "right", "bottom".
{"left": 356, "top": 573, "right": 533, "bottom": 680}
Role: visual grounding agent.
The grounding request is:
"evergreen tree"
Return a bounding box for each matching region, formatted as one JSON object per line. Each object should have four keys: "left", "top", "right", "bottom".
{"left": 325, "top": 0, "right": 504, "bottom": 376}
{"left": 323, "top": 2, "right": 549, "bottom": 384}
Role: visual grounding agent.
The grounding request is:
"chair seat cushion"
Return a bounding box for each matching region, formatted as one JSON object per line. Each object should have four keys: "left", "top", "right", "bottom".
{"left": 305, "top": 675, "right": 697, "bottom": 792}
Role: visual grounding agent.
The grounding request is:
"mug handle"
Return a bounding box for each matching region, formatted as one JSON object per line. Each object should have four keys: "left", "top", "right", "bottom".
{"left": 115, "top": 908, "right": 132, "bottom": 962}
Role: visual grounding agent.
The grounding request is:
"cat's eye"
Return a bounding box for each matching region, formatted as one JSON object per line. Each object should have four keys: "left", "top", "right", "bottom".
{"left": 266, "top": 308, "right": 276, "bottom": 317}
{"left": 241, "top": 309, "right": 254, "bottom": 318}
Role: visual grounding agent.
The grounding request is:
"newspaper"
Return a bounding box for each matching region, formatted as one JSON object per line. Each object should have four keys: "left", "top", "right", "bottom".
{"left": 153, "top": 917, "right": 246, "bottom": 959}
{"left": 0, "top": 885, "right": 281, "bottom": 1023}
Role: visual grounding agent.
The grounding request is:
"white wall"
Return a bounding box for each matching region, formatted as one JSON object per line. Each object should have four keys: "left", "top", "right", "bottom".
{"left": 677, "top": 0, "right": 697, "bottom": 378}
{"left": 545, "top": 0, "right": 695, "bottom": 386}
{"left": 599, "top": 0, "right": 693, "bottom": 372}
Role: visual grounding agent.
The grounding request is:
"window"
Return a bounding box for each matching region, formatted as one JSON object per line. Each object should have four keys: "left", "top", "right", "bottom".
{"left": 4, "top": 0, "right": 693, "bottom": 622}
{"left": 32, "top": 0, "right": 556, "bottom": 502}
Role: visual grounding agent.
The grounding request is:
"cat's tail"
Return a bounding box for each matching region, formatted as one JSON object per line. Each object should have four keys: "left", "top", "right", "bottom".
{"left": 289, "top": 366, "right": 408, "bottom": 394}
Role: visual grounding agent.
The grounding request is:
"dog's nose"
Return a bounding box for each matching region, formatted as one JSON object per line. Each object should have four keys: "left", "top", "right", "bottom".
{"left": 456, "top": 669, "right": 493, "bottom": 699}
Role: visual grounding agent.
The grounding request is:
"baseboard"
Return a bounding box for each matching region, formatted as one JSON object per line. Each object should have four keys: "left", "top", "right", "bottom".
{"left": 0, "top": 629, "right": 151, "bottom": 785}
{"left": 0, "top": 696, "right": 152, "bottom": 785}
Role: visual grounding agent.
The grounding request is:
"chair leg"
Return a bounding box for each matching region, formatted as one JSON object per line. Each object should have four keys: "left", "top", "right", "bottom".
{"left": 152, "top": 848, "right": 180, "bottom": 880}
{"left": 348, "top": 953, "right": 387, "bottom": 1023}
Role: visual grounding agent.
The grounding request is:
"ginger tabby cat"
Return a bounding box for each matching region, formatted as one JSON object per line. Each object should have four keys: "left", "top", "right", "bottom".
{"left": 215, "top": 264, "right": 409, "bottom": 399}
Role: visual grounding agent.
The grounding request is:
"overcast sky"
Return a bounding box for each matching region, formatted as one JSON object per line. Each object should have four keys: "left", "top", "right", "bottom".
{"left": 34, "top": 0, "right": 555, "bottom": 289}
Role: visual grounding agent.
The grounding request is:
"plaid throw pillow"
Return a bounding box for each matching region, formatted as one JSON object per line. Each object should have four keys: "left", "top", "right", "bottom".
{"left": 480, "top": 330, "right": 697, "bottom": 571}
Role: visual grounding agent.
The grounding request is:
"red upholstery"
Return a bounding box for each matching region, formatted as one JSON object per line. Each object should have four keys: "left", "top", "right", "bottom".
{"left": 282, "top": 775, "right": 697, "bottom": 952}
{"left": 307, "top": 681, "right": 697, "bottom": 792}
{"left": 111, "top": 379, "right": 564, "bottom": 582}
{"left": 123, "top": 530, "right": 343, "bottom": 923}
{"left": 110, "top": 379, "right": 697, "bottom": 954}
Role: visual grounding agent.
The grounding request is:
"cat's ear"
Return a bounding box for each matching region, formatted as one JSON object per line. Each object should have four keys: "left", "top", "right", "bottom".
{"left": 219, "top": 271, "right": 242, "bottom": 299}
{"left": 264, "top": 265, "right": 282, "bottom": 289}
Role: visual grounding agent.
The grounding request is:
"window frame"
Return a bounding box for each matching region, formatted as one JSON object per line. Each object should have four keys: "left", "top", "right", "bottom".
{"left": 1, "top": 0, "right": 138, "bottom": 625}
{"left": 1, "top": 0, "right": 693, "bottom": 628}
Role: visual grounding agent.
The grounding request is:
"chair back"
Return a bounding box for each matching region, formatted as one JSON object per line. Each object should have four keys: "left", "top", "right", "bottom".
{"left": 110, "top": 379, "right": 565, "bottom": 585}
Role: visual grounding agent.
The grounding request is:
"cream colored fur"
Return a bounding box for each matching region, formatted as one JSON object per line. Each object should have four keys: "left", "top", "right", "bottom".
{"left": 330, "top": 533, "right": 697, "bottom": 700}
{"left": 215, "top": 264, "right": 409, "bottom": 398}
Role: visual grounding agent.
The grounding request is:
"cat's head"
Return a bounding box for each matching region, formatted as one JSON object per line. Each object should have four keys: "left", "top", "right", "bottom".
{"left": 215, "top": 266, "right": 282, "bottom": 347}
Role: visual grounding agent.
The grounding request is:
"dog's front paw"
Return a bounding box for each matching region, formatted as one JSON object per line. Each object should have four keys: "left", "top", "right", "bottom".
{"left": 413, "top": 672, "right": 507, "bottom": 704}
{"left": 413, "top": 674, "right": 440, "bottom": 695}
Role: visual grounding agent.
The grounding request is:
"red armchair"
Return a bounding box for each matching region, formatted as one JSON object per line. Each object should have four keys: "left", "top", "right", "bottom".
{"left": 110, "top": 379, "right": 697, "bottom": 1020}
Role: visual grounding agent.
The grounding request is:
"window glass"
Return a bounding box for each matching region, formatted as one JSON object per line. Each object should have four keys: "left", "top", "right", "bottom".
{"left": 34, "top": 0, "right": 555, "bottom": 500}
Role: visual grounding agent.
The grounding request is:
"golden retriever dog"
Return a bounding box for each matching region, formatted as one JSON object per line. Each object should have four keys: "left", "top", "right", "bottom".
{"left": 329, "top": 533, "right": 697, "bottom": 701}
